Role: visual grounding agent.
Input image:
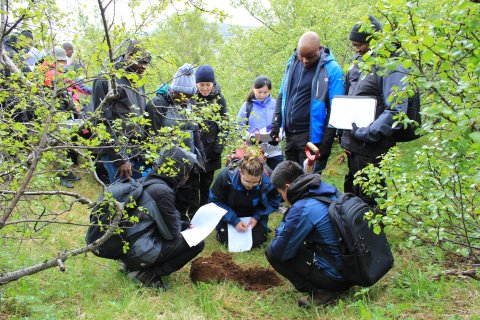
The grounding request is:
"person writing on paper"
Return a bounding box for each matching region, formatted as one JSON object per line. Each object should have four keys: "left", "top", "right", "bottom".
{"left": 209, "top": 148, "right": 282, "bottom": 249}
{"left": 265, "top": 161, "right": 352, "bottom": 307}
{"left": 270, "top": 31, "right": 344, "bottom": 172}
{"left": 236, "top": 76, "right": 283, "bottom": 170}
{"left": 120, "top": 146, "right": 205, "bottom": 290}
{"left": 341, "top": 15, "right": 409, "bottom": 207}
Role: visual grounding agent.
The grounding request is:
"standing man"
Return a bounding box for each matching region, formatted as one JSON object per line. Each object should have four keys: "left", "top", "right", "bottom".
{"left": 270, "top": 31, "right": 344, "bottom": 172}
{"left": 341, "top": 15, "right": 408, "bottom": 207}
{"left": 91, "top": 40, "right": 152, "bottom": 183}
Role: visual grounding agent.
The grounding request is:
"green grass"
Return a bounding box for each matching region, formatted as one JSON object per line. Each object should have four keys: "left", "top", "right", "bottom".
{"left": 1, "top": 141, "right": 479, "bottom": 319}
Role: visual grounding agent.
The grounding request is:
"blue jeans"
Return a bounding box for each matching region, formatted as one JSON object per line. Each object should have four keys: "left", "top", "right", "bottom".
{"left": 266, "top": 155, "right": 284, "bottom": 171}
{"left": 100, "top": 154, "right": 144, "bottom": 184}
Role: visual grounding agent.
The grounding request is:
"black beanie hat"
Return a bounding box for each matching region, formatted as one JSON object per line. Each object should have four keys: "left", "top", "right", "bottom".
{"left": 349, "top": 15, "right": 382, "bottom": 43}
{"left": 195, "top": 65, "right": 215, "bottom": 83}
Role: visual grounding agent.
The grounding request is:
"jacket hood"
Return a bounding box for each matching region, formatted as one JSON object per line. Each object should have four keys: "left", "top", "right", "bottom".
{"left": 145, "top": 146, "right": 197, "bottom": 188}
{"left": 287, "top": 174, "right": 337, "bottom": 204}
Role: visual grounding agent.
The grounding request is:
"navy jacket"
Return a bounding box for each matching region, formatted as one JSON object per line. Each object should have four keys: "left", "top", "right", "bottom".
{"left": 209, "top": 166, "right": 281, "bottom": 230}
{"left": 266, "top": 174, "right": 343, "bottom": 280}
{"left": 272, "top": 48, "right": 344, "bottom": 143}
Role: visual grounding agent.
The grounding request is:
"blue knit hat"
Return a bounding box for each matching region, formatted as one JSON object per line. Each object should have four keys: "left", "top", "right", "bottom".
{"left": 195, "top": 65, "right": 215, "bottom": 83}
{"left": 171, "top": 63, "right": 196, "bottom": 96}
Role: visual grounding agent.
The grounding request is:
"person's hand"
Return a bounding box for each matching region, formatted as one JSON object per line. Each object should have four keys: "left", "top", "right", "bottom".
{"left": 351, "top": 122, "right": 359, "bottom": 135}
{"left": 116, "top": 161, "right": 132, "bottom": 180}
{"left": 247, "top": 217, "right": 257, "bottom": 229}
{"left": 235, "top": 220, "right": 248, "bottom": 232}
{"left": 269, "top": 126, "right": 280, "bottom": 146}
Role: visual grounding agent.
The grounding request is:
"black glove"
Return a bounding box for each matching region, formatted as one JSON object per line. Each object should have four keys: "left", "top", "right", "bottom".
{"left": 351, "top": 122, "right": 359, "bottom": 135}
{"left": 269, "top": 126, "right": 280, "bottom": 146}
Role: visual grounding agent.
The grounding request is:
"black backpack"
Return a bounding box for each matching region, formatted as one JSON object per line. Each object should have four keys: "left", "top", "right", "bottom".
{"left": 314, "top": 192, "right": 394, "bottom": 287}
{"left": 392, "top": 89, "right": 422, "bottom": 142}
{"left": 85, "top": 178, "right": 173, "bottom": 259}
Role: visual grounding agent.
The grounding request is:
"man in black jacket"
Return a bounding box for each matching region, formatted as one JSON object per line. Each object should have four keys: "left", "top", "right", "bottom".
{"left": 121, "top": 145, "right": 205, "bottom": 289}
{"left": 341, "top": 15, "right": 409, "bottom": 207}
{"left": 91, "top": 40, "right": 151, "bottom": 183}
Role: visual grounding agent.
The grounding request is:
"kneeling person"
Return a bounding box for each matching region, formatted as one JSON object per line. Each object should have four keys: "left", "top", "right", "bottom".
{"left": 209, "top": 149, "right": 281, "bottom": 249}
{"left": 265, "top": 161, "right": 352, "bottom": 307}
{"left": 121, "top": 146, "right": 205, "bottom": 289}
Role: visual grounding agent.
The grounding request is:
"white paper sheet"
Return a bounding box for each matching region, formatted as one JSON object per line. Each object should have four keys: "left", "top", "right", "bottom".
{"left": 181, "top": 203, "right": 227, "bottom": 247}
{"left": 328, "top": 96, "right": 376, "bottom": 130}
{"left": 227, "top": 217, "right": 253, "bottom": 252}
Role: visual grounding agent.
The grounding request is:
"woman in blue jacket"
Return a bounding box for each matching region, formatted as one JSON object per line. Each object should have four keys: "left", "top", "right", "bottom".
{"left": 236, "top": 76, "right": 283, "bottom": 170}
{"left": 209, "top": 149, "right": 281, "bottom": 249}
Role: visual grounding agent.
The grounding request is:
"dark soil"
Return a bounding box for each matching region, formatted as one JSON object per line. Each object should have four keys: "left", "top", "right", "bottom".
{"left": 190, "top": 251, "right": 283, "bottom": 291}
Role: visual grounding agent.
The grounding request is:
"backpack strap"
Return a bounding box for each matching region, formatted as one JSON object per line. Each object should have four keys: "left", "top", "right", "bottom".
{"left": 309, "top": 190, "right": 343, "bottom": 205}
{"left": 245, "top": 100, "right": 253, "bottom": 126}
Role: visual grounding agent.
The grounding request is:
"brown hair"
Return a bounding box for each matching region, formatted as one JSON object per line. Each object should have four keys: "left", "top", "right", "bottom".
{"left": 238, "top": 148, "right": 264, "bottom": 177}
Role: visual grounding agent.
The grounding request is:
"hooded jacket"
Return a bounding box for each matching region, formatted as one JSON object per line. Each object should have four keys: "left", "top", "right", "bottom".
{"left": 209, "top": 166, "right": 281, "bottom": 230}
{"left": 341, "top": 54, "right": 409, "bottom": 157}
{"left": 272, "top": 48, "right": 344, "bottom": 143}
{"left": 122, "top": 146, "right": 196, "bottom": 269}
{"left": 190, "top": 83, "right": 228, "bottom": 172}
{"left": 265, "top": 174, "right": 343, "bottom": 280}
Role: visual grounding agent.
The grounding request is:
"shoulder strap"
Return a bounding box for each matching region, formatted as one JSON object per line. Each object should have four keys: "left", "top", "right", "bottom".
{"left": 245, "top": 101, "right": 253, "bottom": 126}
{"left": 309, "top": 190, "right": 343, "bottom": 205}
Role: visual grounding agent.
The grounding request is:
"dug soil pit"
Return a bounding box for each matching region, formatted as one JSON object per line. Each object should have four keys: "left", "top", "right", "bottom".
{"left": 190, "top": 251, "right": 283, "bottom": 291}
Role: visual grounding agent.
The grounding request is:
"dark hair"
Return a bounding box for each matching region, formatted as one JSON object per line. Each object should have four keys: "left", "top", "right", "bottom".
{"left": 270, "top": 161, "right": 304, "bottom": 190}
{"left": 246, "top": 75, "right": 272, "bottom": 103}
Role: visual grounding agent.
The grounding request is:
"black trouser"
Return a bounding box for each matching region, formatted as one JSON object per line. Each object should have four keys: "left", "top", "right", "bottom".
{"left": 285, "top": 128, "right": 335, "bottom": 173}
{"left": 265, "top": 245, "right": 351, "bottom": 294}
{"left": 199, "top": 171, "right": 215, "bottom": 207}
{"left": 139, "top": 237, "right": 205, "bottom": 278}
{"left": 344, "top": 151, "right": 385, "bottom": 207}
{"left": 176, "top": 173, "right": 200, "bottom": 221}
{"left": 216, "top": 221, "right": 268, "bottom": 249}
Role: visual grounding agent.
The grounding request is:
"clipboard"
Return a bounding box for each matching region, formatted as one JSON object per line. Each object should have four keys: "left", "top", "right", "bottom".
{"left": 328, "top": 96, "right": 376, "bottom": 130}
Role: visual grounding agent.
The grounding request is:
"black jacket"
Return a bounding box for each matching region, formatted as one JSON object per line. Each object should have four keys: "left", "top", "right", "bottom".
{"left": 341, "top": 55, "right": 409, "bottom": 157}
{"left": 191, "top": 83, "right": 228, "bottom": 172}
{"left": 122, "top": 146, "right": 196, "bottom": 269}
{"left": 145, "top": 91, "right": 205, "bottom": 169}
{"left": 91, "top": 74, "right": 147, "bottom": 164}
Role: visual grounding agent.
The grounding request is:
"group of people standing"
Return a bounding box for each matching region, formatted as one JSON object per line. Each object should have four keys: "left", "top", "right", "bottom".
{"left": 2, "top": 14, "right": 409, "bottom": 308}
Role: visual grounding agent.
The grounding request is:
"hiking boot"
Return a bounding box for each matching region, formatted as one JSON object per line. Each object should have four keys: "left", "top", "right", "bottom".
{"left": 298, "top": 290, "right": 338, "bottom": 308}
{"left": 65, "top": 171, "right": 81, "bottom": 182}
{"left": 59, "top": 177, "right": 74, "bottom": 188}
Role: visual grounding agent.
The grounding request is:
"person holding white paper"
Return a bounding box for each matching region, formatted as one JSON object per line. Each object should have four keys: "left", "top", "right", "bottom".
{"left": 209, "top": 148, "right": 282, "bottom": 250}
{"left": 119, "top": 146, "right": 205, "bottom": 290}
{"left": 236, "top": 75, "right": 283, "bottom": 170}
{"left": 341, "top": 15, "right": 409, "bottom": 207}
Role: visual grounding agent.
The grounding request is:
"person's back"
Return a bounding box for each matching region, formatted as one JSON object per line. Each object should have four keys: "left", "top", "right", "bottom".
{"left": 266, "top": 161, "right": 352, "bottom": 307}
{"left": 120, "top": 146, "right": 205, "bottom": 289}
